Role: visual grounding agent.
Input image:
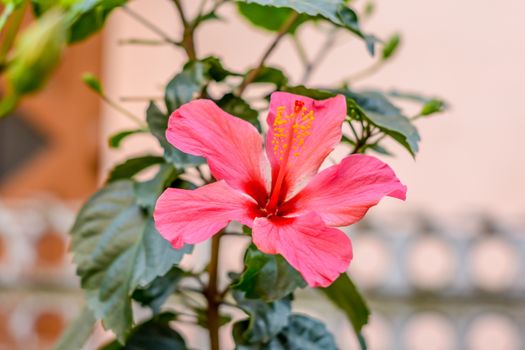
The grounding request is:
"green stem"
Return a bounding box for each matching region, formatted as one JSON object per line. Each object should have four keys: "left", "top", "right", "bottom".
{"left": 292, "top": 35, "right": 309, "bottom": 67}
{"left": 301, "top": 27, "right": 338, "bottom": 84}
{"left": 101, "top": 95, "right": 146, "bottom": 128}
{"left": 121, "top": 6, "right": 181, "bottom": 47}
{"left": 346, "top": 60, "right": 385, "bottom": 84}
{"left": 352, "top": 124, "right": 372, "bottom": 154}
{"left": 237, "top": 12, "right": 300, "bottom": 96}
{"left": 205, "top": 231, "right": 223, "bottom": 350}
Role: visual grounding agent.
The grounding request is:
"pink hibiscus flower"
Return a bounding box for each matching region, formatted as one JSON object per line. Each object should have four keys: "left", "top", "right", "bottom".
{"left": 154, "top": 92, "right": 406, "bottom": 287}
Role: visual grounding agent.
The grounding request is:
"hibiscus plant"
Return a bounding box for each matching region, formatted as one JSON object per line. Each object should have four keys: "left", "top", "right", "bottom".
{"left": 0, "top": 1, "right": 446, "bottom": 349}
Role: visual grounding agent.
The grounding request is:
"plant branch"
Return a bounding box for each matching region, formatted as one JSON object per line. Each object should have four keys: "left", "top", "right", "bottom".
{"left": 118, "top": 38, "right": 177, "bottom": 46}
{"left": 292, "top": 35, "right": 309, "bottom": 67}
{"left": 301, "top": 27, "right": 339, "bottom": 84}
{"left": 172, "top": 0, "right": 197, "bottom": 59}
{"left": 345, "top": 60, "right": 385, "bottom": 84}
{"left": 351, "top": 124, "right": 372, "bottom": 154}
{"left": 101, "top": 95, "right": 146, "bottom": 128}
{"left": 119, "top": 95, "right": 163, "bottom": 102}
{"left": 121, "top": 6, "right": 180, "bottom": 47}
{"left": 237, "top": 12, "right": 300, "bottom": 96}
{"left": 205, "top": 231, "right": 224, "bottom": 350}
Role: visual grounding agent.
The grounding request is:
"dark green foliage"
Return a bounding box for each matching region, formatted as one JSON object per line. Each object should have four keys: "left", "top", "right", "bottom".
{"left": 107, "top": 129, "right": 146, "bottom": 149}
{"left": 233, "top": 314, "right": 338, "bottom": 350}
{"left": 164, "top": 62, "right": 207, "bottom": 114}
{"left": 233, "top": 291, "right": 292, "bottom": 344}
{"left": 107, "top": 155, "right": 165, "bottom": 182}
{"left": 70, "top": 180, "right": 190, "bottom": 342}
{"left": 320, "top": 274, "right": 370, "bottom": 349}
{"left": 248, "top": 66, "right": 289, "bottom": 88}
{"left": 341, "top": 90, "right": 420, "bottom": 155}
{"left": 240, "top": 0, "right": 375, "bottom": 54}
{"left": 237, "top": 3, "right": 308, "bottom": 33}
{"left": 284, "top": 86, "right": 421, "bottom": 156}
{"left": 132, "top": 267, "right": 184, "bottom": 315}
{"left": 99, "top": 314, "right": 187, "bottom": 350}
{"left": 146, "top": 102, "right": 205, "bottom": 167}
{"left": 32, "top": 0, "right": 127, "bottom": 43}
{"left": 217, "top": 93, "right": 261, "bottom": 131}
{"left": 14, "top": 1, "right": 443, "bottom": 348}
{"left": 67, "top": 0, "right": 127, "bottom": 43}
{"left": 234, "top": 245, "right": 306, "bottom": 302}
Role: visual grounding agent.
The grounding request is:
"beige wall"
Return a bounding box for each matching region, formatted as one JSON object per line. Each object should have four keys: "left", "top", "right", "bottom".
{"left": 101, "top": 0, "right": 525, "bottom": 219}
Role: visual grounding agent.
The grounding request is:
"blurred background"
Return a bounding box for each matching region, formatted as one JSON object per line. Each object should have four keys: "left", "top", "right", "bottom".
{"left": 0, "top": 0, "right": 524, "bottom": 349}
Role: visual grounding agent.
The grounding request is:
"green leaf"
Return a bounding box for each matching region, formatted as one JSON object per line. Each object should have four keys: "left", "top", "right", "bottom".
{"left": 283, "top": 85, "right": 367, "bottom": 121}
{"left": 71, "top": 180, "right": 190, "bottom": 342}
{"left": 107, "top": 155, "right": 165, "bottom": 182}
{"left": 387, "top": 91, "right": 448, "bottom": 116}
{"left": 67, "top": 0, "right": 127, "bottom": 43}
{"left": 234, "top": 245, "right": 306, "bottom": 302}
{"left": 193, "top": 308, "right": 233, "bottom": 329}
{"left": 233, "top": 314, "right": 337, "bottom": 350}
{"left": 217, "top": 93, "right": 261, "bottom": 132}
{"left": 382, "top": 33, "right": 401, "bottom": 60}
{"left": 99, "top": 314, "right": 187, "bottom": 350}
{"left": 54, "top": 306, "right": 96, "bottom": 350}
{"left": 420, "top": 99, "right": 446, "bottom": 116}
{"left": 194, "top": 9, "right": 221, "bottom": 26}
{"left": 283, "top": 85, "right": 419, "bottom": 156}
{"left": 132, "top": 267, "right": 184, "bottom": 315}
{"left": 367, "top": 143, "right": 392, "bottom": 156}
{"left": 237, "top": 3, "right": 308, "bottom": 33}
{"left": 319, "top": 273, "right": 370, "bottom": 335}
{"left": 341, "top": 90, "right": 420, "bottom": 156}
{"left": 32, "top": 0, "right": 126, "bottom": 43}
{"left": 233, "top": 291, "right": 292, "bottom": 344}
{"left": 164, "top": 61, "right": 206, "bottom": 113}
{"left": 242, "top": 0, "right": 344, "bottom": 23}
{"left": 134, "top": 163, "right": 178, "bottom": 211}
{"left": 0, "top": 2, "right": 16, "bottom": 32}
{"left": 242, "top": 0, "right": 375, "bottom": 54}
{"left": 247, "top": 66, "right": 289, "bottom": 88}
{"left": 6, "top": 9, "right": 67, "bottom": 95}
{"left": 31, "top": 0, "right": 56, "bottom": 17}
{"left": 201, "top": 56, "right": 240, "bottom": 81}
{"left": 146, "top": 102, "right": 205, "bottom": 167}
{"left": 82, "top": 72, "right": 103, "bottom": 94}
{"left": 108, "top": 129, "right": 145, "bottom": 148}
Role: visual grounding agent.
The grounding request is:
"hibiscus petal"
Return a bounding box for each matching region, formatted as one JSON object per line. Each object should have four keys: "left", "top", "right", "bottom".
{"left": 252, "top": 212, "right": 352, "bottom": 287}
{"left": 167, "top": 99, "right": 268, "bottom": 204}
{"left": 281, "top": 154, "right": 407, "bottom": 226}
{"left": 265, "top": 92, "right": 346, "bottom": 204}
{"left": 154, "top": 180, "right": 259, "bottom": 249}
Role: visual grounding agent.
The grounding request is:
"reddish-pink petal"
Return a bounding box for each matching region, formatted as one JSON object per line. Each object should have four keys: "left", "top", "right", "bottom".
{"left": 265, "top": 92, "right": 346, "bottom": 206}
{"left": 154, "top": 180, "right": 259, "bottom": 249}
{"left": 167, "top": 99, "right": 268, "bottom": 205}
{"left": 252, "top": 212, "right": 352, "bottom": 287}
{"left": 281, "top": 154, "right": 407, "bottom": 226}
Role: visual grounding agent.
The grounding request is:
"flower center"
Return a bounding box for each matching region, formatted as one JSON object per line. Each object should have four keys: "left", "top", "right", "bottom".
{"left": 266, "top": 100, "right": 314, "bottom": 215}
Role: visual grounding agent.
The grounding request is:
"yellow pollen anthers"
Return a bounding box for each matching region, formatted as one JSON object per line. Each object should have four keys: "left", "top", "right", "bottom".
{"left": 271, "top": 101, "right": 315, "bottom": 161}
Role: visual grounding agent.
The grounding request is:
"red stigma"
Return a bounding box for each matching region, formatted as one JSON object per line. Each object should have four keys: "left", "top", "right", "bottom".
{"left": 294, "top": 100, "right": 304, "bottom": 113}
